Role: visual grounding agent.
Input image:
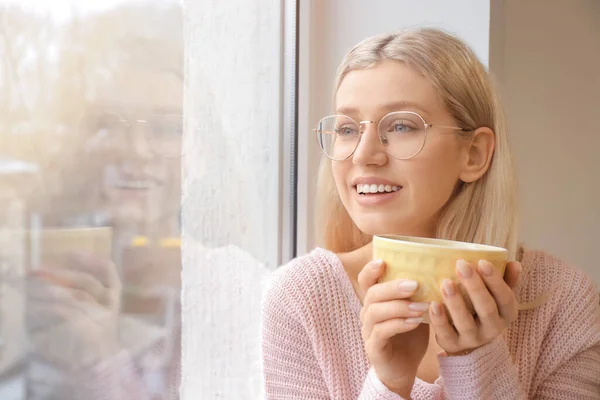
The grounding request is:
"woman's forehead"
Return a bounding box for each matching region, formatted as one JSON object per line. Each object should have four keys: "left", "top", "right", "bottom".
{"left": 335, "top": 61, "right": 442, "bottom": 117}
{"left": 336, "top": 100, "right": 431, "bottom": 119}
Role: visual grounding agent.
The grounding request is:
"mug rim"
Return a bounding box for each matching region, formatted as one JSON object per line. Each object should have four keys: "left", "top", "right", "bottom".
{"left": 373, "top": 235, "right": 508, "bottom": 253}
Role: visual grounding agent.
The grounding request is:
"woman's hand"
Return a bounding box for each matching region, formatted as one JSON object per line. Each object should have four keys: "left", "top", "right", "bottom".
{"left": 27, "top": 253, "right": 122, "bottom": 368}
{"left": 429, "top": 259, "right": 521, "bottom": 356}
{"left": 358, "top": 260, "right": 430, "bottom": 397}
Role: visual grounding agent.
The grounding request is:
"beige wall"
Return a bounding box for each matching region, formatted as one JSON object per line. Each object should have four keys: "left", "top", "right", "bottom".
{"left": 490, "top": 0, "right": 600, "bottom": 285}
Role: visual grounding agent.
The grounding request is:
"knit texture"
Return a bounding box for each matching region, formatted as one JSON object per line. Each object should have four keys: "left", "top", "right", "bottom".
{"left": 261, "top": 248, "right": 600, "bottom": 399}
{"left": 81, "top": 327, "right": 181, "bottom": 400}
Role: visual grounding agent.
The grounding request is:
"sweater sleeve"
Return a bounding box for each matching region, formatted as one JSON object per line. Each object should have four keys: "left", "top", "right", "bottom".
{"left": 358, "top": 368, "right": 409, "bottom": 400}
{"left": 438, "top": 264, "right": 600, "bottom": 400}
{"left": 261, "top": 275, "right": 408, "bottom": 400}
{"left": 438, "top": 336, "right": 526, "bottom": 399}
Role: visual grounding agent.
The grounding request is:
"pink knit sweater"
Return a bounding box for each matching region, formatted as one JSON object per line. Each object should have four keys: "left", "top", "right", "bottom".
{"left": 261, "top": 248, "right": 600, "bottom": 399}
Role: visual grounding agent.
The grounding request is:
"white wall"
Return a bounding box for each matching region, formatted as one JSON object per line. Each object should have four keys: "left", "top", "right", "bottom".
{"left": 297, "top": 0, "right": 491, "bottom": 255}
{"left": 490, "top": 0, "right": 600, "bottom": 286}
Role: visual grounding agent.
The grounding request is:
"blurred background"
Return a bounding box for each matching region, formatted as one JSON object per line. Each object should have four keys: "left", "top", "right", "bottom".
{"left": 0, "top": 0, "right": 182, "bottom": 398}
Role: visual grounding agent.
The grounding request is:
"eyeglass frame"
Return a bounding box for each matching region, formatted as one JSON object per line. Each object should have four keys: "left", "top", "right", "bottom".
{"left": 93, "top": 111, "right": 184, "bottom": 159}
{"left": 314, "top": 110, "right": 469, "bottom": 161}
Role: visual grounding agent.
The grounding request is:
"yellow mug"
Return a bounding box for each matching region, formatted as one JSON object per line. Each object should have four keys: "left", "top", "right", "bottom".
{"left": 373, "top": 235, "right": 508, "bottom": 323}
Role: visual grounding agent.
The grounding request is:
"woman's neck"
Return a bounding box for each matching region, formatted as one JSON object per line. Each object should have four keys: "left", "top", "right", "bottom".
{"left": 338, "top": 241, "right": 372, "bottom": 280}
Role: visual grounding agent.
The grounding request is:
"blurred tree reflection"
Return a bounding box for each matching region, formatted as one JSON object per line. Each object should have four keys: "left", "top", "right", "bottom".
{"left": 0, "top": 1, "right": 183, "bottom": 399}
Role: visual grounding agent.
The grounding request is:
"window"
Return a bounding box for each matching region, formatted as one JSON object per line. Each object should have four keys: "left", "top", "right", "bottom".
{"left": 0, "top": 1, "right": 185, "bottom": 398}
{"left": 1, "top": 0, "right": 295, "bottom": 397}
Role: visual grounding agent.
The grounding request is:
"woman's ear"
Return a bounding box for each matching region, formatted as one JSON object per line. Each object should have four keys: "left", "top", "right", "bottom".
{"left": 459, "top": 127, "right": 496, "bottom": 183}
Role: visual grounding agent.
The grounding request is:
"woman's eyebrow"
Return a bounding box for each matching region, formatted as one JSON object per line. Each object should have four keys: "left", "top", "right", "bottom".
{"left": 336, "top": 100, "right": 430, "bottom": 116}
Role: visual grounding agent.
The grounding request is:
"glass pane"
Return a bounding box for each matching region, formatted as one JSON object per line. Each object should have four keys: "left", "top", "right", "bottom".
{"left": 0, "top": 1, "right": 183, "bottom": 399}
{"left": 318, "top": 116, "right": 359, "bottom": 160}
{"left": 378, "top": 112, "right": 426, "bottom": 159}
{"left": 180, "top": 0, "right": 283, "bottom": 398}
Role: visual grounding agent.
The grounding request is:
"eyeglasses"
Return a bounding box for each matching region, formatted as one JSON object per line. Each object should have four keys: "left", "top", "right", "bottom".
{"left": 93, "top": 112, "right": 183, "bottom": 159}
{"left": 314, "top": 111, "right": 467, "bottom": 161}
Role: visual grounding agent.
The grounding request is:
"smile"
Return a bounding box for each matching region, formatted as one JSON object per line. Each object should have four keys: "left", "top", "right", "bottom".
{"left": 114, "top": 179, "right": 160, "bottom": 190}
{"left": 355, "top": 184, "right": 400, "bottom": 195}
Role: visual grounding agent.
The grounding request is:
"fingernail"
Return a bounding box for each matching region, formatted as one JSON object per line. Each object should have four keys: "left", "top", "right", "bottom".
{"left": 398, "top": 280, "right": 418, "bottom": 292}
{"left": 408, "top": 302, "right": 429, "bottom": 312}
{"left": 405, "top": 317, "right": 424, "bottom": 325}
{"left": 371, "top": 260, "right": 383, "bottom": 270}
{"left": 456, "top": 260, "right": 473, "bottom": 278}
{"left": 431, "top": 301, "right": 443, "bottom": 316}
{"left": 442, "top": 279, "right": 456, "bottom": 296}
{"left": 477, "top": 260, "right": 494, "bottom": 276}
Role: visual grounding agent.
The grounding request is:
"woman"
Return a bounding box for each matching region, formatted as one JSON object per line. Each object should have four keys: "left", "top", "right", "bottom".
{"left": 261, "top": 27, "right": 600, "bottom": 399}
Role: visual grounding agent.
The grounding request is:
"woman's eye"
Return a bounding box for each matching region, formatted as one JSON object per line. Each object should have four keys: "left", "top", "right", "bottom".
{"left": 390, "top": 121, "right": 414, "bottom": 133}
{"left": 335, "top": 125, "right": 358, "bottom": 136}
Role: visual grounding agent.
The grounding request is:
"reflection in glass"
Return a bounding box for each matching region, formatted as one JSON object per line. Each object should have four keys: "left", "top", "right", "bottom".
{"left": 0, "top": 1, "right": 183, "bottom": 398}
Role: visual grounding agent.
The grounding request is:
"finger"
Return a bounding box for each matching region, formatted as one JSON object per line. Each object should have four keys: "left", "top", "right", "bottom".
{"left": 441, "top": 276, "right": 478, "bottom": 335}
{"left": 456, "top": 260, "right": 500, "bottom": 327}
{"left": 28, "top": 274, "right": 72, "bottom": 302}
{"left": 29, "top": 276, "right": 99, "bottom": 309}
{"left": 31, "top": 269, "right": 72, "bottom": 288}
{"left": 429, "top": 301, "right": 458, "bottom": 344}
{"left": 477, "top": 260, "right": 519, "bottom": 322}
{"left": 65, "top": 253, "right": 122, "bottom": 290}
{"left": 363, "top": 279, "right": 419, "bottom": 310}
{"left": 362, "top": 299, "right": 429, "bottom": 338}
{"left": 503, "top": 261, "right": 522, "bottom": 290}
{"left": 33, "top": 268, "right": 105, "bottom": 304}
{"left": 27, "top": 278, "right": 71, "bottom": 314}
{"left": 357, "top": 260, "right": 385, "bottom": 294}
{"left": 26, "top": 280, "right": 85, "bottom": 332}
{"left": 367, "top": 317, "right": 424, "bottom": 351}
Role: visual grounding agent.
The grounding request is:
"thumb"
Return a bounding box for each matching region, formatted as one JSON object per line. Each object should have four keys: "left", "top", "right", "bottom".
{"left": 504, "top": 261, "right": 522, "bottom": 290}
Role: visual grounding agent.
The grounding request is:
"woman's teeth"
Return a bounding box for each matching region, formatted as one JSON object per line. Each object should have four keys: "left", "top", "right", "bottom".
{"left": 115, "top": 180, "right": 155, "bottom": 189}
{"left": 356, "top": 184, "right": 400, "bottom": 194}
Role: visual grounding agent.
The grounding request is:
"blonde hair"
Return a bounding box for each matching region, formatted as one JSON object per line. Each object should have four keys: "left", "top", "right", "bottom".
{"left": 316, "top": 27, "right": 520, "bottom": 260}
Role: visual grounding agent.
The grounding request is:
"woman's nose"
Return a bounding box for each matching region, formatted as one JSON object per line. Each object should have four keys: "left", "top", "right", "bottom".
{"left": 129, "top": 122, "right": 154, "bottom": 161}
{"left": 351, "top": 122, "right": 387, "bottom": 166}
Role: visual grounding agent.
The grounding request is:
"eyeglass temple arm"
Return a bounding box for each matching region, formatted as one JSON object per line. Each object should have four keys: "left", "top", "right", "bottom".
{"left": 428, "top": 124, "right": 469, "bottom": 131}
{"left": 313, "top": 129, "right": 339, "bottom": 134}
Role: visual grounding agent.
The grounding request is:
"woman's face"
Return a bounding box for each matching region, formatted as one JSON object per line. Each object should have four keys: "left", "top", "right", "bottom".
{"left": 332, "top": 60, "right": 469, "bottom": 238}
{"left": 85, "top": 68, "right": 184, "bottom": 232}
{"left": 88, "top": 110, "right": 182, "bottom": 228}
